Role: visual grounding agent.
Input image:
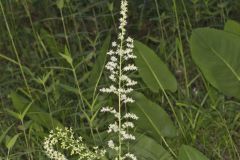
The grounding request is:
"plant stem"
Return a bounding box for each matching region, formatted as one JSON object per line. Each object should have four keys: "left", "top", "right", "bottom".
{"left": 172, "top": 0, "right": 189, "bottom": 98}
{"left": 21, "top": 119, "right": 32, "bottom": 160}
{"left": 43, "top": 83, "right": 54, "bottom": 128}
{"left": 0, "top": 1, "right": 32, "bottom": 97}
{"left": 60, "top": 9, "right": 70, "bottom": 50}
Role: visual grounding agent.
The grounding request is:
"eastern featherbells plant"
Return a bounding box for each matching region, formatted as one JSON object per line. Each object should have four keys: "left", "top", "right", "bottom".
{"left": 43, "top": 127, "right": 106, "bottom": 160}
{"left": 100, "top": 0, "right": 138, "bottom": 159}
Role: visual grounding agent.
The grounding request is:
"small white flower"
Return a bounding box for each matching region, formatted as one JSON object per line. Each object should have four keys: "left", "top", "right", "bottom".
{"left": 126, "top": 37, "right": 133, "bottom": 43}
{"left": 110, "top": 56, "right": 118, "bottom": 62}
{"left": 112, "top": 41, "right": 117, "bottom": 47}
{"left": 123, "top": 64, "right": 137, "bottom": 71}
{"left": 124, "top": 153, "right": 137, "bottom": 160}
{"left": 100, "top": 85, "right": 117, "bottom": 94}
{"left": 120, "top": 130, "right": 136, "bottom": 140}
{"left": 124, "top": 113, "right": 139, "bottom": 120}
{"left": 107, "top": 50, "right": 115, "bottom": 55}
{"left": 108, "top": 140, "right": 115, "bottom": 149}
{"left": 108, "top": 122, "right": 119, "bottom": 133}
{"left": 109, "top": 74, "right": 116, "bottom": 82}
{"left": 122, "top": 122, "right": 134, "bottom": 129}
{"left": 101, "top": 107, "right": 112, "bottom": 113}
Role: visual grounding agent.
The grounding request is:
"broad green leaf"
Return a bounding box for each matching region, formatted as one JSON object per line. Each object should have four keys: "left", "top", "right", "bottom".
{"left": 130, "top": 92, "right": 177, "bottom": 139}
{"left": 56, "top": 0, "right": 64, "bottom": 9}
{"left": 6, "top": 133, "right": 21, "bottom": 150}
{"left": 88, "top": 35, "right": 111, "bottom": 92}
{"left": 134, "top": 41, "right": 177, "bottom": 93}
{"left": 132, "top": 134, "right": 173, "bottom": 160}
{"left": 224, "top": 20, "right": 240, "bottom": 36}
{"left": 190, "top": 28, "right": 240, "bottom": 99}
{"left": 10, "top": 92, "right": 63, "bottom": 129}
{"left": 178, "top": 145, "right": 209, "bottom": 160}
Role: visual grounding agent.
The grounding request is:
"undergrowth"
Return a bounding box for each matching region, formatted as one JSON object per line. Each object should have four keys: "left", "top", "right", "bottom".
{"left": 0, "top": 0, "right": 240, "bottom": 160}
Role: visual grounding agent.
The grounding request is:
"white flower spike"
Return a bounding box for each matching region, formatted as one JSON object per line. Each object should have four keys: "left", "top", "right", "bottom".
{"left": 100, "top": 0, "right": 138, "bottom": 159}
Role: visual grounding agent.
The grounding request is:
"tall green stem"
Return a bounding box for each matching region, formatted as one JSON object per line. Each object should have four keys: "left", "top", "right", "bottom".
{"left": 0, "top": 1, "right": 32, "bottom": 97}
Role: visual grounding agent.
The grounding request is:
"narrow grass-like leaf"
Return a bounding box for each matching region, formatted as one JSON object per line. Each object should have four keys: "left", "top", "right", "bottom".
{"left": 6, "top": 133, "right": 21, "bottom": 150}
{"left": 0, "top": 124, "right": 13, "bottom": 144}
{"left": 88, "top": 35, "right": 111, "bottom": 94}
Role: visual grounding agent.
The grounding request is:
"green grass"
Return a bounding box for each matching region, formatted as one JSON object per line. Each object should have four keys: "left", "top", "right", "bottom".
{"left": 0, "top": 0, "right": 240, "bottom": 159}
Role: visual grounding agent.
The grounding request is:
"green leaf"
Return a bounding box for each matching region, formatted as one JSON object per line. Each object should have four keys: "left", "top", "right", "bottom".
{"left": 20, "top": 100, "right": 34, "bottom": 120}
{"left": 134, "top": 40, "right": 177, "bottom": 93}
{"left": 224, "top": 20, "right": 240, "bottom": 36}
{"left": 5, "top": 109, "right": 21, "bottom": 120}
{"left": 0, "top": 124, "right": 13, "bottom": 144}
{"left": 132, "top": 134, "right": 173, "bottom": 160}
{"left": 88, "top": 35, "right": 111, "bottom": 92}
{"left": 59, "top": 46, "right": 73, "bottom": 65}
{"left": 58, "top": 83, "right": 78, "bottom": 94}
{"left": 42, "top": 71, "right": 52, "bottom": 84}
{"left": 190, "top": 28, "right": 240, "bottom": 99}
{"left": 130, "top": 92, "right": 177, "bottom": 139}
{"left": 178, "top": 145, "right": 209, "bottom": 160}
{"left": 59, "top": 53, "right": 72, "bottom": 65}
{"left": 56, "top": 0, "right": 64, "bottom": 9}
{"left": 10, "top": 92, "right": 63, "bottom": 129}
{"left": 6, "top": 133, "right": 21, "bottom": 150}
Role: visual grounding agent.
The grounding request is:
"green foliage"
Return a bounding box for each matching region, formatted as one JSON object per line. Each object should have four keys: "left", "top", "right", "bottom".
{"left": 224, "top": 20, "right": 240, "bottom": 36}
{"left": 56, "top": 0, "right": 64, "bottom": 10}
{"left": 6, "top": 133, "right": 21, "bottom": 150}
{"left": 132, "top": 134, "right": 174, "bottom": 160}
{"left": 134, "top": 41, "right": 177, "bottom": 93}
{"left": 130, "top": 92, "right": 177, "bottom": 138}
{"left": 190, "top": 26, "right": 240, "bottom": 99}
{"left": 178, "top": 145, "right": 209, "bottom": 160}
{"left": 88, "top": 35, "right": 111, "bottom": 94}
{"left": 0, "top": 125, "right": 13, "bottom": 144}
{"left": 10, "top": 92, "right": 63, "bottom": 129}
{"left": 0, "top": 0, "right": 239, "bottom": 159}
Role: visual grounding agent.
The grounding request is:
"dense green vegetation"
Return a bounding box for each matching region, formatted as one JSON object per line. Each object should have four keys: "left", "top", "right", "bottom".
{"left": 0, "top": 0, "right": 240, "bottom": 159}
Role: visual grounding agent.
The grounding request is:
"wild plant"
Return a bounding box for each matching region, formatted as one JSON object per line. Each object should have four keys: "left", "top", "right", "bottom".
{"left": 100, "top": 0, "right": 138, "bottom": 159}
{"left": 43, "top": 0, "right": 137, "bottom": 159}
{"left": 43, "top": 127, "right": 106, "bottom": 160}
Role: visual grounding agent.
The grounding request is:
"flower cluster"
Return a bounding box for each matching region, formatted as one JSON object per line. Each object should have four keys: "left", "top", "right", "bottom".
{"left": 43, "top": 127, "right": 106, "bottom": 160}
{"left": 100, "top": 0, "right": 138, "bottom": 159}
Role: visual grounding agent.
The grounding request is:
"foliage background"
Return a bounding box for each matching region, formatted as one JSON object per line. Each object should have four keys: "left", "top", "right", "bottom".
{"left": 0, "top": 0, "right": 240, "bottom": 159}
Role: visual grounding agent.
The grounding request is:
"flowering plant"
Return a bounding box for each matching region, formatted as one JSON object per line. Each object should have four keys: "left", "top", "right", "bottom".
{"left": 100, "top": 0, "right": 138, "bottom": 159}
{"left": 43, "top": 0, "right": 138, "bottom": 159}
{"left": 43, "top": 127, "right": 105, "bottom": 160}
